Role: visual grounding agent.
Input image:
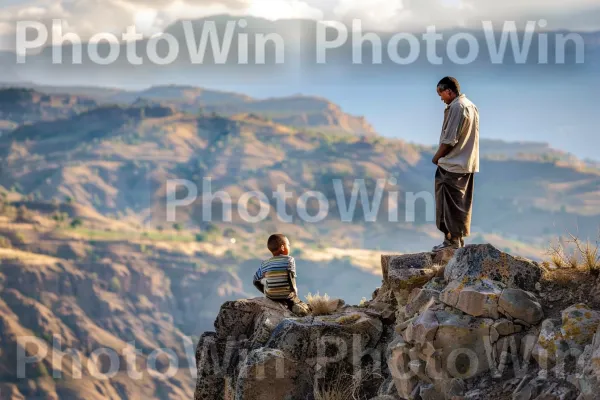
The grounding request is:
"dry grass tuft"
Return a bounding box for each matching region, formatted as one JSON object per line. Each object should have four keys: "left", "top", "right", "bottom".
{"left": 305, "top": 292, "right": 338, "bottom": 316}
{"left": 567, "top": 251, "right": 580, "bottom": 269}
{"left": 545, "top": 230, "right": 600, "bottom": 276}
{"left": 568, "top": 232, "right": 600, "bottom": 276}
{"left": 547, "top": 239, "right": 568, "bottom": 269}
{"left": 312, "top": 369, "right": 381, "bottom": 400}
{"left": 312, "top": 372, "right": 358, "bottom": 400}
{"left": 313, "top": 384, "right": 354, "bottom": 400}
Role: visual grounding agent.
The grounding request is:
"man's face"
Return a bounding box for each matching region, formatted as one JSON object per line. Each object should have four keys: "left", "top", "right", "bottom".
{"left": 437, "top": 87, "right": 454, "bottom": 105}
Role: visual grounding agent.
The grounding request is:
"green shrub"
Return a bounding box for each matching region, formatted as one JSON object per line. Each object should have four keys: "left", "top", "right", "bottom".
{"left": 0, "top": 235, "right": 12, "bottom": 248}
{"left": 70, "top": 218, "right": 83, "bottom": 228}
{"left": 14, "top": 232, "right": 26, "bottom": 244}
{"left": 109, "top": 277, "right": 121, "bottom": 292}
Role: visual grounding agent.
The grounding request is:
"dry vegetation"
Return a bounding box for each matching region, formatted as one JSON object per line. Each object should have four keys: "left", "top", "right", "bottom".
{"left": 305, "top": 292, "right": 339, "bottom": 316}
{"left": 546, "top": 230, "right": 600, "bottom": 275}
{"left": 540, "top": 229, "right": 600, "bottom": 317}
{"left": 312, "top": 368, "right": 382, "bottom": 400}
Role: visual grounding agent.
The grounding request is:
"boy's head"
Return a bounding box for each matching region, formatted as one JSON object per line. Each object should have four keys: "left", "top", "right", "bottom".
{"left": 267, "top": 234, "right": 290, "bottom": 256}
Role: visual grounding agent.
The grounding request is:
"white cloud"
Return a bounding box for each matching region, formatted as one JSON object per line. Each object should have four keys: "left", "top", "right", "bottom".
{"left": 0, "top": 0, "right": 323, "bottom": 49}
{"left": 247, "top": 0, "right": 323, "bottom": 21}
{"left": 0, "top": 0, "right": 597, "bottom": 52}
{"left": 331, "top": 0, "right": 600, "bottom": 31}
{"left": 334, "top": 0, "right": 404, "bottom": 31}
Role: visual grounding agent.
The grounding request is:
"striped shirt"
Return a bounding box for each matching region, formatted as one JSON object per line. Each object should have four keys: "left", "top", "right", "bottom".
{"left": 253, "top": 255, "right": 296, "bottom": 300}
{"left": 438, "top": 93, "right": 480, "bottom": 174}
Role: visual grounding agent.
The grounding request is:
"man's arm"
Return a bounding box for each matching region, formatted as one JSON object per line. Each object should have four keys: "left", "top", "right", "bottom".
{"left": 433, "top": 104, "right": 465, "bottom": 165}
{"left": 432, "top": 143, "right": 454, "bottom": 165}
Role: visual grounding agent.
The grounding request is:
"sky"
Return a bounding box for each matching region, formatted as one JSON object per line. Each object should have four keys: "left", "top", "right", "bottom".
{"left": 0, "top": 0, "right": 600, "bottom": 49}
{"left": 0, "top": 0, "right": 599, "bottom": 159}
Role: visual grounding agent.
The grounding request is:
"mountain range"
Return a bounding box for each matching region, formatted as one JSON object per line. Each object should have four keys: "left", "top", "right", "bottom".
{"left": 1, "top": 14, "right": 599, "bottom": 159}
{"left": 0, "top": 82, "right": 598, "bottom": 399}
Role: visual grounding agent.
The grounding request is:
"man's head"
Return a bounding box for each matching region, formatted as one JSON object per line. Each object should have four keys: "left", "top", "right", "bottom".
{"left": 267, "top": 234, "right": 290, "bottom": 256}
{"left": 437, "top": 76, "right": 461, "bottom": 105}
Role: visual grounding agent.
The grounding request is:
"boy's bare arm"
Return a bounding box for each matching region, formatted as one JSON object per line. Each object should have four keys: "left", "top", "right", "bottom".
{"left": 253, "top": 267, "right": 265, "bottom": 293}
{"left": 289, "top": 271, "right": 298, "bottom": 295}
{"left": 253, "top": 279, "right": 265, "bottom": 293}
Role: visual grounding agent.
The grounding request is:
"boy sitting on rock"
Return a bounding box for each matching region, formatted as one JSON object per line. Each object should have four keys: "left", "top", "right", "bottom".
{"left": 253, "top": 234, "right": 311, "bottom": 316}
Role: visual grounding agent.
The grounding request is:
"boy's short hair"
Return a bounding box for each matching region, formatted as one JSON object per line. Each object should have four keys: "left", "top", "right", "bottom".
{"left": 267, "top": 234, "right": 288, "bottom": 252}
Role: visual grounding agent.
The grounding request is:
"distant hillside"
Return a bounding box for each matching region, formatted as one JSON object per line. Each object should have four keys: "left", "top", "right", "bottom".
{"left": 0, "top": 197, "right": 389, "bottom": 399}
{"left": 0, "top": 87, "right": 597, "bottom": 249}
{"left": 0, "top": 84, "right": 377, "bottom": 137}
{"left": 0, "top": 88, "right": 97, "bottom": 134}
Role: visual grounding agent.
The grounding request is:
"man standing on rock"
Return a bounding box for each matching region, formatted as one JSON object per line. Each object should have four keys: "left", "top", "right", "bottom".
{"left": 432, "top": 77, "right": 479, "bottom": 251}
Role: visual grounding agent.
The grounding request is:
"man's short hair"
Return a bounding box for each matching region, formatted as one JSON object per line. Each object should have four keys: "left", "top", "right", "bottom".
{"left": 437, "top": 77, "right": 461, "bottom": 95}
{"left": 267, "top": 234, "right": 288, "bottom": 252}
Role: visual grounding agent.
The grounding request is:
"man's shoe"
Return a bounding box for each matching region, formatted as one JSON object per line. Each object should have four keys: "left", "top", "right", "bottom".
{"left": 432, "top": 239, "right": 460, "bottom": 252}
{"left": 460, "top": 237, "right": 465, "bottom": 248}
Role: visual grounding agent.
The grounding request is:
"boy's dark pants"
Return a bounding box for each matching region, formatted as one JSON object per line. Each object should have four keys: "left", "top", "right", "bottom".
{"left": 282, "top": 294, "right": 311, "bottom": 316}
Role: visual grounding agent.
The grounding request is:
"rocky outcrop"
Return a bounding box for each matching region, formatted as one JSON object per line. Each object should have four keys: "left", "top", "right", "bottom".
{"left": 195, "top": 244, "right": 600, "bottom": 400}
{"left": 195, "top": 296, "right": 392, "bottom": 400}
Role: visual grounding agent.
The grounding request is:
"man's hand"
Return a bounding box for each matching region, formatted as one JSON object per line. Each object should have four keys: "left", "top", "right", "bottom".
{"left": 432, "top": 143, "right": 454, "bottom": 166}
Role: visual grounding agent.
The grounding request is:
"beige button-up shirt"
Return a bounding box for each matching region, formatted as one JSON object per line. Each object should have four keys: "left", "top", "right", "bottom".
{"left": 438, "top": 93, "right": 480, "bottom": 174}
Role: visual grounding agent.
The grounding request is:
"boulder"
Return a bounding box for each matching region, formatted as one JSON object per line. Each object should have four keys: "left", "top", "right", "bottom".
{"left": 406, "top": 289, "right": 441, "bottom": 318}
{"left": 404, "top": 309, "right": 440, "bottom": 346}
{"left": 444, "top": 244, "right": 542, "bottom": 292}
{"left": 214, "top": 297, "right": 292, "bottom": 341}
{"left": 560, "top": 304, "right": 600, "bottom": 346}
{"left": 432, "top": 310, "right": 495, "bottom": 379}
{"left": 498, "top": 289, "right": 544, "bottom": 325}
{"left": 235, "top": 348, "right": 312, "bottom": 400}
{"left": 440, "top": 279, "right": 504, "bottom": 319}
{"left": 533, "top": 304, "right": 600, "bottom": 370}
{"left": 386, "top": 253, "right": 442, "bottom": 292}
{"left": 266, "top": 310, "right": 383, "bottom": 365}
{"left": 396, "top": 301, "right": 497, "bottom": 399}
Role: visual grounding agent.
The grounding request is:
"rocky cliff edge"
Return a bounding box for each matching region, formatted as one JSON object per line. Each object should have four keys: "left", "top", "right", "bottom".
{"left": 194, "top": 244, "right": 600, "bottom": 400}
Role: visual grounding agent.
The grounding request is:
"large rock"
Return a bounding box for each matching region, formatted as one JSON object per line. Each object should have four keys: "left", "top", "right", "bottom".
{"left": 444, "top": 244, "right": 542, "bottom": 292}
{"left": 235, "top": 348, "right": 312, "bottom": 400}
{"left": 385, "top": 253, "right": 442, "bottom": 291}
{"left": 440, "top": 279, "right": 504, "bottom": 319}
{"left": 433, "top": 310, "right": 495, "bottom": 379}
{"left": 214, "top": 297, "right": 293, "bottom": 342}
{"left": 266, "top": 309, "right": 384, "bottom": 364}
{"left": 395, "top": 301, "right": 498, "bottom": 399}
{"left": 498, "top": 289, "right": 544, "bottom": 325}
{"left": 406, "top": 288, "right": 441, "bottom": 318}
{"left": 532, "top": 304, "right": 600, "bottom": 370}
